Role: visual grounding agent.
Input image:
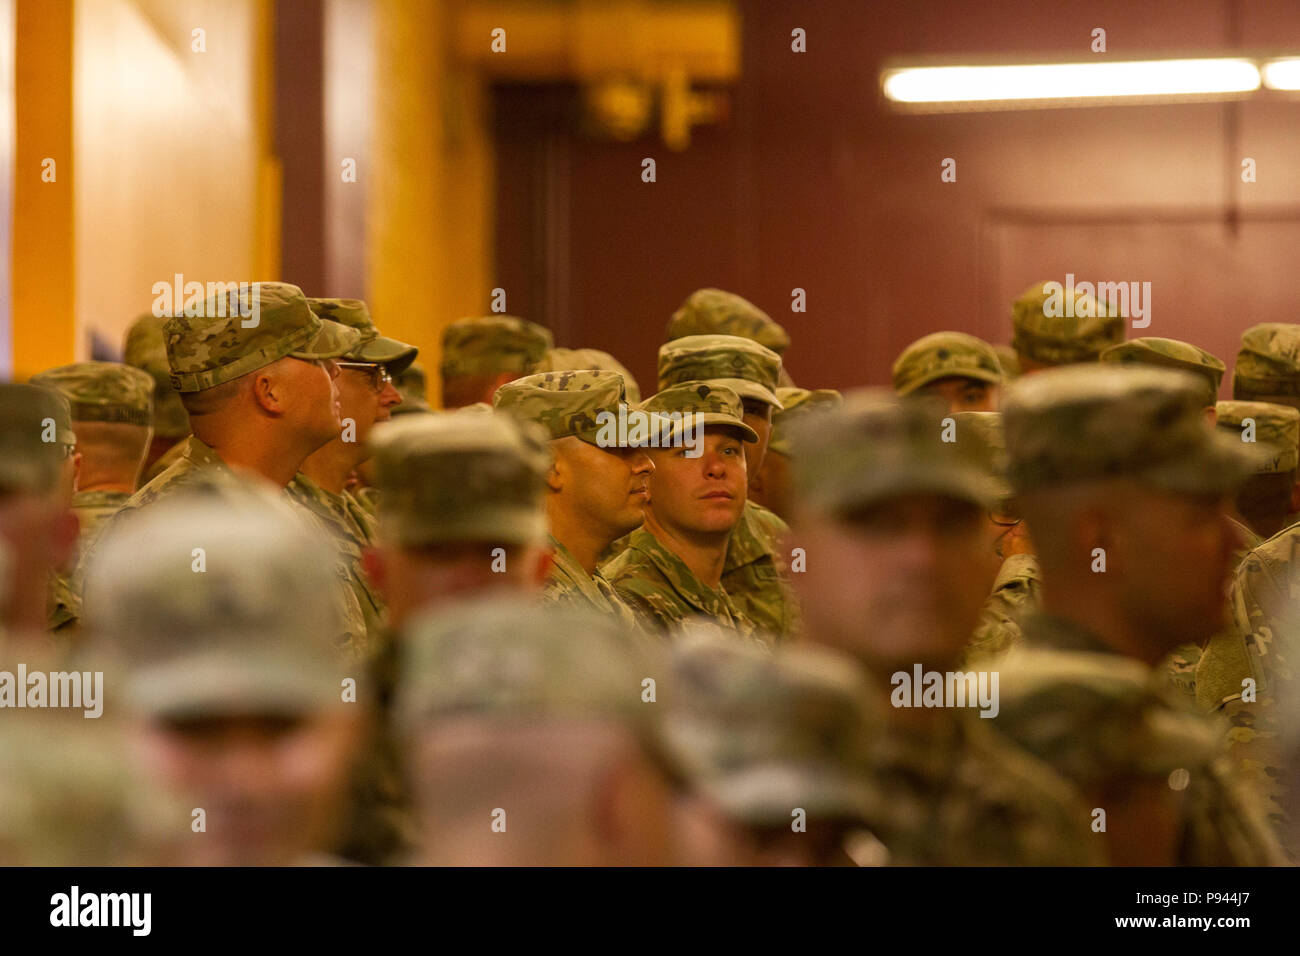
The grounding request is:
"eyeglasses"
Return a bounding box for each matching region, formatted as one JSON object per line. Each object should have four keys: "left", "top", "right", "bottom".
{"left": 989, "top": 509, "right": 1022, "bottom": 528}
{"left": 336, "top": 362, "right": 392, "bottom": 392}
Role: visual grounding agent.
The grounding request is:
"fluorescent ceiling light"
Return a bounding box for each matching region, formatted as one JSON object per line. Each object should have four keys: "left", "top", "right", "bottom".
{"left": 1262, "top": 57, "right": 1300, "bottom": 90}
{"left": 883, "top": 58, "right": 1261, "bottom": 107}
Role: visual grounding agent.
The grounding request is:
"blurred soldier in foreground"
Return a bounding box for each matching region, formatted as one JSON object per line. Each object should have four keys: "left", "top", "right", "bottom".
{"left": 749, "top": 387, "right": 841, "bottom": 521}
{"left": 29, "top": 362, "right": 154, "bottom": 548}
{"left": 891, "top": 331, "right": 1004, "bottom": 412}
{"left": 439, "top": 316, "right": 552, "bottom": 409}
{"left": 0, "top": 385, "right": 79, "bottom": 643}
{"left": 365, "top": 407, "right": 552, "bottom": 630}
{"left": 1010, "top": 279, "right": 1125, "bottom": 374}
{"left": 83, "top": 483, "right": 365, "bottom": 866}
{"left": 790, "top": 390, "right": 1100, "bottom": 865}
{"left": 530, "top": 347, "right": 643, "bottom": 403}
{"left": 397, "top": 596, "right": 677, "bottom": 865}
{"left": 658, "top": 334, "right": 797, "bottom": 639}
{"left": 994, "top": 365, "right": 1281, "bottom": 865}
{"left": 123, "top": 311, "right": 192, "bottom": 484}
{"left": 602, "top": 383, "right": 759, "bottom": 637}
{"left": 664, "top": 632, "right": 881, "bottom": 866}
{"left": 493, "top": 370, "right": 650, "bottom": 622}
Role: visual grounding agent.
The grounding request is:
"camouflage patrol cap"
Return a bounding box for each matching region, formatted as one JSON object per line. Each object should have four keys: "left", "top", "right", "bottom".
{"left": 658, "top": 334, "right": 784, "bottom": 409}
{"left": 1100, "top": 337, "right": 1225, "bottom": 408}
{"left": 123, "top": 312, "right": 190, "bottom": 437}
{"left": 493, "top": 369, "right": 637, "bottom": 446}
{"left": 83, "top": 481, "right": 352, "bottom": 718}
{"left": 766, "top": 387, "right": 842, "bottom": 458}
{"left": 1215, "top": 400, "right": 1300, "bottom": 474}
{"left": 1003, "top": 365, "right": 1261, "bottom": 495}
{"left": 642, "top": 381, "right": 758, "bottom": 445}
{"left": 391, "top": 361, "right": 432, "bottom": 415}
{"left": 791, "top": 389, "right": 1002, "bottom": 514}
{"left": 397, "top": 594, "right": 658, "bottom": 733}
{"left": 30, "top": 361, "right": 154, "bottom": 427}
{"left": 892, "top": 332, "right": 1004, "bottom": 396}
{"left": 164, "top": 281, "right": 361, "bottom": 392}
{"left": 307, "top": 297, "right": 418, "bottom": 376}
{"left": 531, "top": 347, "right": 642, "bottom": 403}
{"left": 665, "top": 288, "right": 791, "bottom": 355}
{"left": 951, "top": 411, "right": 1011, "bottom": 501}
{"left": 0, "top": 384, "right": 74, "bottom": 493}
{"left": 1011, "top": 280, "right": 1125, "bottom": 365}
{"left": 440, "top": 315, "right": 553, "bottom": 379}
{"left": 369, "top": 406, "right": 550, "bottom": 547}
{"left": 1233, "top": 324, "right": 1300, "bottom": 405}
{"left": 663, "top": 631, "right": 876, "bottom": 826}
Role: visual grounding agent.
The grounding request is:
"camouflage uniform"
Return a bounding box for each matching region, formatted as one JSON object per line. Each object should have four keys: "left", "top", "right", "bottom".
{"left": 994, "top": 364, "right": 1282, "bottom": 864}
{"left": 658, "top": 335, "right": 798, "bottom": 639}
{"left": 1010, "top": 279, "right": 1125, "bottom": 367}
{"left": 1100, "top": 337, "right": 1225, "bottom": 409}
{"left": 891, "top": 331, "right": 1004, "bottom": 396}
{"left": 440, "top": 315, "right": 553, "bottom": 391}
{"left": 787, "top": 390, "right": 1100, "bottom": 865}
{"left": 530, "top": 347, "right": 643, "bottom": 403}
{"left": 665, "top": 287, "right": 791, "bottom": 357}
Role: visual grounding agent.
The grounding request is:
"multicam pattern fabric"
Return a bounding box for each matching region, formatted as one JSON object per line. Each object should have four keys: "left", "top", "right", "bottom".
{"left": 664, "top": 288, "right": 791, "bottom": 354}
{"left": 1216, "top": 400, "right": 1300, "bottom": 474}
{"left": 123, "top": 311, "right": 190, "bottom": 438}
{"left": 965, "top": 553, "right": 1040, "bottom": 664}
{"left": 164, "top": 282, "right": 360, "bottom": 392}
{"left": 1003, "top": 365, "right": 1257, "bottom": 495}
{"left": 493, "top": 369, "right": 630, "bottom": 443}
{"left": 1010, "top": 279, "right": 1125, "bottom": 365}
{"left": 530, "top": 348, "right": 643, "bottom": 404}
{"left": 30, "top": 362, "right": 154, "bottom": 426}
{"left": 891, "top": 332, "right": 1004, "bottom": 396}
{"left": 287, "top": 473, "right": 386, "bottom": 662}
{"left": 657, "top": 334, "right": 784, "bottom": 408}
{"left": 1233, "top": 323, "right": 1300, "bottom": 403}
{"left": 1100, "top": 337, "right": 1225, "bottom": 409}
{"left": 602, "top": 527, "right": 758, "bottom": 639}
{"left": 139, "top": 439, "right": 187, "bottom": 487}
{"left": 865, "top": 710, "right": 1103, "bottom": 865}
{"left": 994, "top": 613, "right": 1283, "bottom": 865}
{"left": 542, "top": 536, "right": 639, "bottom": 628}
{"left": 72, "top": 489, "right": 131, "bottom": 549}
{"left": 440, "top": 316, "right": 553, "bottom": 378}
{"left": 721, "top": 501, "right": 798, "bottom": 642}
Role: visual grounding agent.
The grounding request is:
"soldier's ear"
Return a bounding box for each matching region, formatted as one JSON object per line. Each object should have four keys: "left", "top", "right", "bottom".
{"left": 251, "top": 368, "right": 282, "bottom": 415}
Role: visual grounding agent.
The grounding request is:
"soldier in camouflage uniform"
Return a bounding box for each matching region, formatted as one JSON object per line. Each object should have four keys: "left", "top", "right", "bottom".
{"left": 288, "top": 297, "right": 417, "bottom": 661}
{"left": 1010, "top": 278, "right": 1125, "bottom": 374}
{"left": 367, "top": 406, "right": 552, "bottom": 629}
{"left": 1214, "top": 401, "right": 1300, "bottom": 542}
{"left": 749, "top": 386, "right": 841, "bottom": 521}
{"left": 1098, "top": 336, "right": 1230, "bottom": 695}
{"left": 657, "top": 334, "right": 798, "bottom": 640}
{"left": 123, "top": 310, "right": 192, "bottom": 485}
{"left": 530, "top": 346, "right": 643, "bottom": 403}
{"left": 83, "top": 483, "right": 365, "bottom": 866}
{"left": 439, "top": 315, "right": 552, "bottom": 409}
{"left": 602, "top": 383, "right": 760, "bottom": 637}
{"left": 993, "top": 364, "right": 1281, "bottom": 864}
{"left": 493, "top": 370, "right": 650, "bottom": 624}
{"left": 664, "top": 632, "right": 882, "bottom": 865}
{"left": 891, "top": 331, "right": 1004, "bottom": 412}
{"left": 29, "top": 362, "right": 154, "bottom": 548}
{"left": 0, "top": 384, "right": 79, "bottom": 645}
{"left": 789, "top": 389, "right": 1099, "bottom": 865}
{"left": 396, "top": 595, "right": 677, "bottom": 865}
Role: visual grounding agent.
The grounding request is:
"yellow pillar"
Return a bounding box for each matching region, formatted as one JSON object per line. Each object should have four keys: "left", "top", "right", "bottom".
{"left": 12, "top": 0, "right": 75, "bottom": 378}
{"left": 368, "top": 0, "right": 494, "bottom": 408}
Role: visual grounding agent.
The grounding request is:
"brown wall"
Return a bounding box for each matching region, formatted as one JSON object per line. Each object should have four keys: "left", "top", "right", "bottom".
{"left": 493, "top": 0, "right": 1300, "bottom": 397}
